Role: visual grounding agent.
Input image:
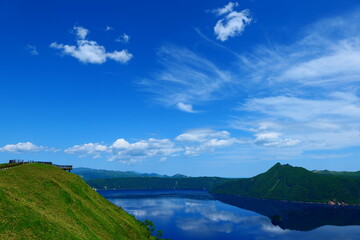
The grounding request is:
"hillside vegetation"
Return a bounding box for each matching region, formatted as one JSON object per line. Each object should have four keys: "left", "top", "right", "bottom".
{"left": 313, "top": 169, "right": 360, "bottom": 177}
{"left": 0, "top": 164, "right": 151, "bottom": 240}
{"left": 211, "top": 163, "right": 360, "bottom": 204}
{"left": 87, "top": 177, "right": 234, "bottom": 191}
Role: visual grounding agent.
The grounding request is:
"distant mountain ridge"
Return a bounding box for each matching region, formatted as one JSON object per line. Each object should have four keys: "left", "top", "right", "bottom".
{"left": 313, "top": 169, "right": 360, "bottom": 177}
{"left": 211, "top": 163, "right": 360, "bottom": 204}
{"left": 76, "top": 164, "right": 360, "bottom": 204}
{"left": 73, "top": 167, "right": 188, "bottom": 180}
{"left": 87, "top": 177, "right": 234, "bottom": 191}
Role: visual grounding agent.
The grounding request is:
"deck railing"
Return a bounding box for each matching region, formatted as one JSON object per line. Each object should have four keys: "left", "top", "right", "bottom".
{"left": 7, "top": 160, "right": 72, "bottom": 172}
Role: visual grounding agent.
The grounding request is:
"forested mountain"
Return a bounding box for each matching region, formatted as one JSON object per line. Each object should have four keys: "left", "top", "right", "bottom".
{"left": 211, "top": 163, "right": 360, "bottom": 204}
{"left": 73, "top": 167, "right": 178, "bottom": 180}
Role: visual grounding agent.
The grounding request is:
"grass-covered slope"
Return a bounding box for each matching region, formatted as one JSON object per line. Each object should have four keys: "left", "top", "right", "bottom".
{"left": 211, "top": 163, "right": 360, "bottom": 204}
{"left": 87, "top": 177, "right": 233, "bottom": 191}
{"left": 0, "top": 164, "right": 151, "bottom": 240}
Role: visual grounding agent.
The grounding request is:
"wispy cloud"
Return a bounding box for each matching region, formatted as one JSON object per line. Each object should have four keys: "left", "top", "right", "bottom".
{"left": 183, "top": 138, "right": 239, "bottom": 156}
{"left": 60, "top": 11, "right": 360, "bottom": 164}
{"left": 139, "top": 45, "right": 234, "bottom": 112}
{"left": 240, "top": 92, "right": 360, "bottom": 121}
{"left": 239, "top": 11, "right": 360, "bottom": 88}
{"left": 254, "top": 132, "right": 300, "bottom": 147}
{"left": 194, "top": 28, "right": 241, "bottom": 57}
{"left": 50, "top": 26, "right": 133, "bottom": 64}
{"left": 176, "top": 129, "right": 230, "bottom": 142}
{"left": 176, "top": 128, "right": 241, "bottom": 156}
{"left": 25, "top": 45, "right": 39, "bottom": 55}
{"left": 233, "top": 92, "right": 360, "bottom": 150}
{"left": 224, "top": 10, "right": 360, "bottom": 157}
{"left": 104, "top": 25, "right": 114, "bottom": 31}
{"left": 116, "top": 33, "right": 130, "bottom": 44}
{"left": 212, "top": 2, "right": 252, "bottom": 41}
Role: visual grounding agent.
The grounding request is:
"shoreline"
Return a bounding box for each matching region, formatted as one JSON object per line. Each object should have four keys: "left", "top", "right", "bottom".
{"left": 97, "top": 189, "right": 360, "bottom": 207}
{"left": 212, "top": 193, "right": 360, "bottom": 207}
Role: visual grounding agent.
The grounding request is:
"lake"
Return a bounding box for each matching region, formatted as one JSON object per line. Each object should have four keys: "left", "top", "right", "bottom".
{"left": 99, "top": 190, "right": 360, "bottom": 240}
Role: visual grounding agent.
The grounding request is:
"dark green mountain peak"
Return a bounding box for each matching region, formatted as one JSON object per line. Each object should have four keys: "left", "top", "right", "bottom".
{"left": 211, "top": 163, "right": 360, "bottom": 205}
{"left": 266, "top": 162, "right": 294, "bottom": 173}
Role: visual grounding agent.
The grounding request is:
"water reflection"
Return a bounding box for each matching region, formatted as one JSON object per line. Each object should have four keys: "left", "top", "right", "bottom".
{"left": 100, "top": 190, "right": 360, "bottom": 240}
{"left": 215, "top": 194, "right": 360, "bottom": 231}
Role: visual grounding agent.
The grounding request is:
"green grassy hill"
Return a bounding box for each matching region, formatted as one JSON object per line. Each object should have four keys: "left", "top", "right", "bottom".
{"left": 87, "top": 177, "right": 234, "bottom": 191}
{"left": 0, "top": 164, "right": 151, "bottom": 240}
{"left": 210, "top": 163, "right": 360, "bottom": 204}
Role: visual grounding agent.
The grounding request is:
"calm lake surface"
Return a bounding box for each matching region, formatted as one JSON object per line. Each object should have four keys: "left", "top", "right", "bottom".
{"left": 99, "top": 190, "right": 360, "bottom": 240}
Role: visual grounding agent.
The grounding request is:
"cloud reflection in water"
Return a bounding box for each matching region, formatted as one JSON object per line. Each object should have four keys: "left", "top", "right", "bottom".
{"left": 105, "top": 191, "right": 360, "bottom": 240}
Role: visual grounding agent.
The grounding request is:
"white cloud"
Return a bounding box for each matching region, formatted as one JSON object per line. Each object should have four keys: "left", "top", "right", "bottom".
{"left": 184, "top": 138, "right": 238, "bottom": 156}
{"left": 177, "top": 102, "right": 197, "bottom": 113}
{"left": 176, "top": 129, "right": 239, "bottom": 156}
{"left": 116, "top": 33, "right": 130, "bottom": 44}
{"left": 110, "top": 138, "right": 180, "bottom": 163}
{"left": 64, "top": 143, "right": 108, "bottom": 158}
{"left": 241, "top": 92, "right": 360, "bottom": 121}
{"left": 235, "top": 92, "right": 360, "bottom": 150}
{"left": 213, "top": 2, "right": 252, "bottom": 41}
{"left": 51, "top": 26, "right": 133, "bottom": 64}
{"left": 73, "top": 26, "right": 89, "bottom": 39}
{"left": 0, "top": 142, "right": 48, "bottom": 153}
{"left": 254, "top": 132, "right": 300, "bottom": 147}
{"left": 213, "top": 2, "right": 239, "bottom": 16}
{"left": 64, "top": 129, "right": 243, "bottom": 162}
{"left": 280, "top": 44, "right": 360, "bottom": 83}
{"left": 139, "top": 45, "right": 234, "bottom": 111}
{"left": 106, "top": 50, "right": 133, "bottom": 63}
{"left": 204, "top": 138, "right": 236, "bottom": 147}
{"left": 26, "top": 45, "right": 39, "bottom": 55}
{"left": 65, "top": 138, "right": 181, "bottom": 163}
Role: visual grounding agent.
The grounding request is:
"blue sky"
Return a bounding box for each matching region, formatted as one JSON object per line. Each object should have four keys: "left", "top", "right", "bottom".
{"left": 1, "top": 0, "right": 360, "bottom": 177}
